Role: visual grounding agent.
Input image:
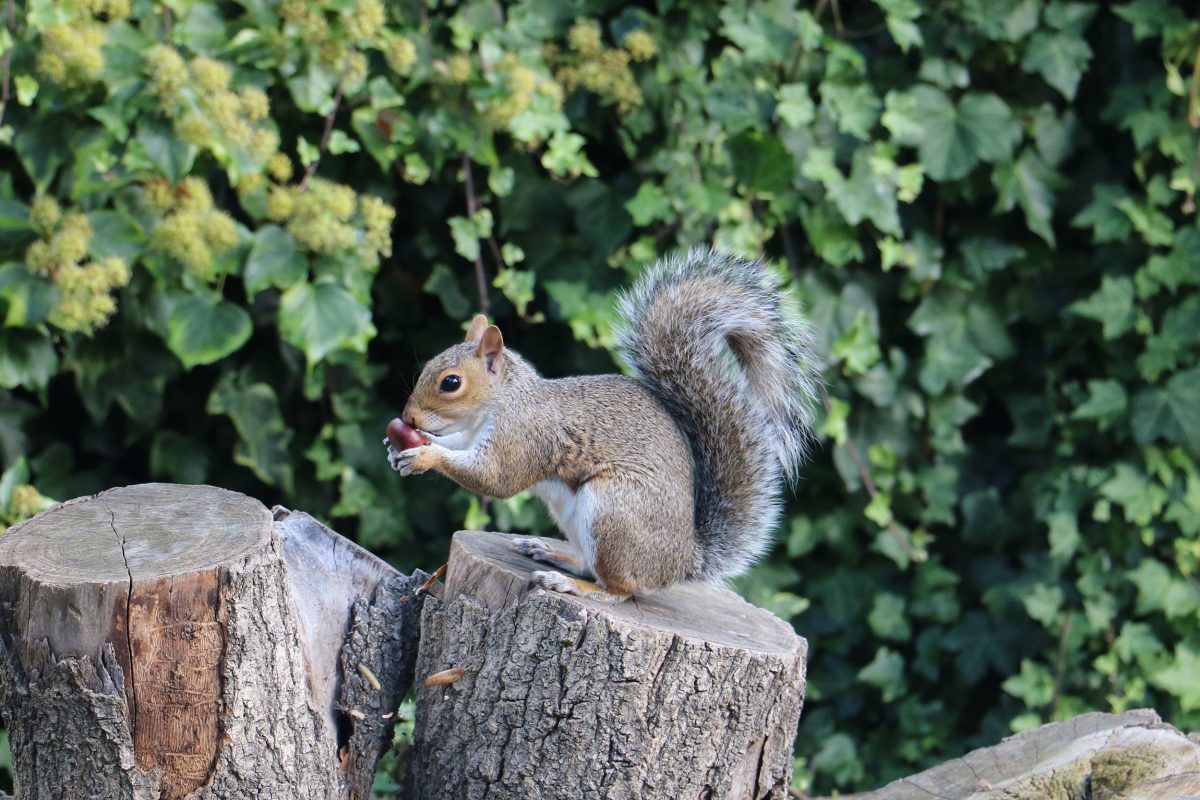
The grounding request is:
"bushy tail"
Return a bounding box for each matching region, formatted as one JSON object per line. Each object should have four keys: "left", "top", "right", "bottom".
{"left": 616, "top": 248, "right": 819, "bottom": 581}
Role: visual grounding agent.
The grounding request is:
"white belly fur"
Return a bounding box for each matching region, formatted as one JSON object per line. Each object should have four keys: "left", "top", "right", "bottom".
{"left": 532, "top": 479, "right": 596, "bottom": 570}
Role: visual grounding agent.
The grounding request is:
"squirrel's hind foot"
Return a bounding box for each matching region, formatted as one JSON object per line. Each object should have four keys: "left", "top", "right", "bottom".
{"left": 514, "top": 537, "right": 594, "bottom": 579}
{"left": 532, "top": 570, "right": 629, "bottom": 604}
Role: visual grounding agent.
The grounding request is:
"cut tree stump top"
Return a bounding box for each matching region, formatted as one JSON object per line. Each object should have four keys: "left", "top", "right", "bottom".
{"left": 411, "top": 530, "right": 807, "bottom": 799}
{"left": 0, "top": 483, "right": 271, "bottom": 585}
{"left": 853, "top": 709, "right": 1200, "bottom": 800}
{"left": 443, "top": 529, "right": 800, "bottom": 655}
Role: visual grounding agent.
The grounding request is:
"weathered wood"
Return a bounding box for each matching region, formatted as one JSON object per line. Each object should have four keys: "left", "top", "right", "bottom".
{"left": 409, "top": 530, "right": 807, "bottom": 800}
{"left": 852, "top": 709, "right": 1200, "bottom": 800}
{"left": 0, "top": 484, "right": 424, "bottom": 799}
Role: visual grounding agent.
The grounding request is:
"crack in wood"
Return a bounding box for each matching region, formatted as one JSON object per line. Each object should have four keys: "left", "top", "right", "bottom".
{"left": 102, "top": 499, "right": 139, "bottom": 746}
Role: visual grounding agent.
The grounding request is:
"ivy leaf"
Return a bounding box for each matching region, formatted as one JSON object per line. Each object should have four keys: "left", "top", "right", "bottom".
{"left": 822, "top": 82, "right": 882, "bottom": 140}
{"left": 858, "top": 647, "right": 907, "bottom": 702}
{"left": 1069, "top": 275, "right": 1135, "bottom": 339}
{"left": 776, "top": 83, "right": 815, "bottom": 128}
{"left": 287, "top": 61, "right": 339, "bottom": 115}
{"left": 1072, "top": 379, "right": 1128, "bottom": 425}
{"left": 919, "top": 332, "right": 991, "bottom": 394}
{"left": 0, "top": 198, "right": 33, "bottom": 249}
{"left": 244, "top": 225, "right": 307, "bottom": 297}
{"left": 167, "top": 294, "right": 254, "bottom": 369}
{"left": 207, "top": 371, "right": 294, "bottom": 492}
{"left": 131, "top": 120, "right": 197, "bottom": 183}
{"left": 1113, "top": 0, "right": 1186, "bottom": 40}
{"left": 149, "top": 430, "right": 210, "bottom": 485}
{"left": 992, "top": 150, "right": 1058, "bottom": 246}
{"left": 1101, "top": 464, "right": 1167, "bottom": 525}
{"left": 800, "top": 204, "right": 863, "bottom": 267}
{"left": 874, "top": 0, "right": 923, "bottom": 51}
{"left": 1129, "top": 560, "right": 1200, "bottom": 619}
{"left": 493, "top": 268, "right": 536, "bottom": 317}
{"left": 1002, "top": 659, "right": 1054, "bottom": 707}
{"left": 1151, "top": 645, "right": 1200, "bottom": 712}
{"left": 14, "top": 119, "right": 68, "bottom": 192}
{"left": 718, "top": 5, "right": 797, "bottom": 63}
{"left": 867, "top": 592, "right": 912, "bottom": 641}
{"left": 1021, "top": 30, "right": 1093, "bottom": 99}
{"left": 278, "top": 281, "right": 374, "bottom": 364}
{"left": 1072, "top": 184, "right": 1133, "bottom": 243}
{"left": 87, "top": 210, "right": 146, "bottom": 263}
{"left": 1131, "top": 367, "right": 1200, "bottom": 454}
{"left": 625, "top": 183, "right": 672, "bottom": 226}
{"left": 883, "top": 87, "right": 1020, "bottom": 181}
{"left": 0, "top": 394, "right": 33, "bottom": 467}
{"left": 831, "top": 310, "right": 882, "bottom": 375}
{"left": 810, "top": 734, "right": 864, "bottom": 787}
{"left": 1140, "top": 228, "right": 1200, "bottom": 294}
{"left": 1045, "top": 2, "right": 1099, "bottom": 33}
{"left": 728, "top": 131, "right": 795, "bottom": 194}
{"left": 423, "top": 263, "right": 471, "bottom": 320}
{"left": 959, "top": 237, "right": 1025, "bottom": 279}
{"left": 0, "top": 329, "right": 57, "bottom": 392}
{"left": 448, "top": 215, "right": 482, "bottom": 262}
{"left": 0, "top": 262, "right": 54, "bottom": 326}
{"left": 1046, "top": 511, "right": 1081, "bottom": 562}
{"left": 828, "top": 148, "right": 902, "bottom": 236}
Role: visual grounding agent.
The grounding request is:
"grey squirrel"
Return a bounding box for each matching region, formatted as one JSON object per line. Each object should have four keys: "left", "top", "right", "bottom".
{"left": 386, "top": 248, "right": 818, "bottom": 602}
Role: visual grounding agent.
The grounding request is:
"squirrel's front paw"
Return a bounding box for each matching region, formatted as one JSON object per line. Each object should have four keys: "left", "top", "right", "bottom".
{"left": 388, "top": 444, "right": 438, "bottom": 476}
{"left": 514, "top": 537, "right": 554, "bottom": 563}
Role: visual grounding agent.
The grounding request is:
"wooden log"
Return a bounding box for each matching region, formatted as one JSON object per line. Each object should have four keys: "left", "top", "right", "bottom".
{"left": 0, "top": 483, "right": 425, "bottom": 799}
{"left": 408, "top": 530, "right": 807, "bottom": 800}
{"left": 852, "top": 708, "right": 1200, "bottom": 800}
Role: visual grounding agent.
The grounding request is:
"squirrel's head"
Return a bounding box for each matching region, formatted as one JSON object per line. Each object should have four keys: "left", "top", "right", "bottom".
{"left": 402, "top": 314, "right": 507, "bottom": 438}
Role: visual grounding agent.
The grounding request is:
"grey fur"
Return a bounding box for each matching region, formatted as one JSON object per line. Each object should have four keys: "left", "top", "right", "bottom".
{"left": 615, "top": 248, "right": 819, "bottom": 580}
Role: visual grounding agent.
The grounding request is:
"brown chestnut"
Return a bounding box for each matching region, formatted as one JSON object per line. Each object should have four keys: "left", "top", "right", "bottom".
{"left": 387, "top": 418, "right": 429, "bottom": 450}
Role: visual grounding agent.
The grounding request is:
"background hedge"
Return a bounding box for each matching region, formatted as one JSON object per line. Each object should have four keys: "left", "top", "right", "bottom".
{"left": 1, "top": 0, "right": 1199, "bottom": 794}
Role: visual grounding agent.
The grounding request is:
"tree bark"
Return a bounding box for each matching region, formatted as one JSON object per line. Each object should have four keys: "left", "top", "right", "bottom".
{"left": 408, "top": 530, "right": 807, "bottom": 800}
{"left": 0, "top": 483, "right": 425, "bottom": 799}
{"left": 851, "top": 709, "right": 1200, "bottom": 800}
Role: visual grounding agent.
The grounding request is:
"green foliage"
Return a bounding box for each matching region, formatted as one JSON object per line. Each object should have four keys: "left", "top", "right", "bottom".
{"left": 0, "top": 0, "right": 1199, "bottom": 795}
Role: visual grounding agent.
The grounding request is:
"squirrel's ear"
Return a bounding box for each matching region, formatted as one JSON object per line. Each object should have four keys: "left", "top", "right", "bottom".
{"left": 464, "top": 314, "right": 489, "bottom": 343}
{"left": 478, "top": 325, "right": 504, "bottom": 375}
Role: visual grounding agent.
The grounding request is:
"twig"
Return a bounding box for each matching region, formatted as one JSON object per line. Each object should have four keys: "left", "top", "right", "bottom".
{"left": 1049, "top": 609, "right": 1074, "bottom": 715}
{"left": 815, "top": 0, "right": 885, "bottom": 39}
{"left": 818, "top": 383, "right": 920, "bottom": 562}
{"left": 781, "top": 223, "right": 801, "bottom": 281}
{"left": 1188, "top": 46, "right": 1200, "bottom": 129}
{"left": 162, "top": 4, "right": 172, "bottom": 37}
{"left": 0, "top": 0, "right": 15, "bottom": 129}
{"left": 461, "top": 153, "right": 491, "bottom": 316}
{"left": 416, "top": 563, "right": 447, "bottom": 596}
{"left": 1185, "top": 47, "right": 1200, "bottom": 213}
{"left": 829, "top": 0, "right": 845, "bottom": 36}
{"left": 486, "top": 234, "right": 505, "bottom": 274}
{"left": 299, "top": 75, "right": 347, "bottom": 191}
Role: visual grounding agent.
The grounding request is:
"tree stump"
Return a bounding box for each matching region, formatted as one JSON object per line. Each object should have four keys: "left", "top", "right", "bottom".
{"left": 853, "top": 709, "right": 1200, "bottom": 800}
{"left": 409, "top": 530, "right": 807, "bottom": 800}
{"left": 0, "top": 483, "right": 426, "bottom": 799}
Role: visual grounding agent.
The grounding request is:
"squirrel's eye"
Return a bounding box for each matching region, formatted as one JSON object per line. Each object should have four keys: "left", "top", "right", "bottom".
{"left": 439, "top": 374, "right": 462, "bottom": 393}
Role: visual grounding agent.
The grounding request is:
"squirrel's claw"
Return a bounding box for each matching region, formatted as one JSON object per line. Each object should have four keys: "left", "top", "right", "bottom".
{"left": 385, "top": 443, "right": 402, "bottom": 471}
